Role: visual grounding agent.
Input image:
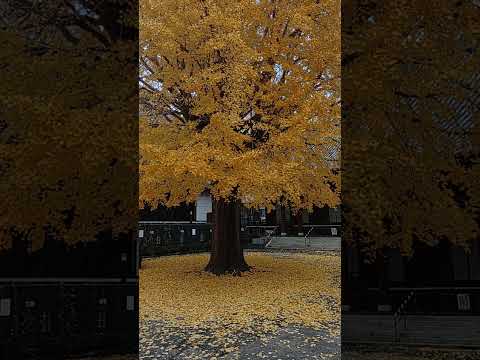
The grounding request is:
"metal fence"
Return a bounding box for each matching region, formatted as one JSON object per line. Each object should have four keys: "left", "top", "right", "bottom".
{"left": 138, "top": 222, "right": 342, "bottom": 256}
{"left": 390, "top": 287, "right": 480, "bottom": 315}
{"left": 139, "top": 222, "right": 212, "bottom": 256}
{"left": 0, "top": 279, "right": 138, "bottom": 358}
{"left": 241, "top": 224, "right": 342, "bottom": 246}
{"left": 345, "top": 286, "right": 480, "bottom": 315}
{"left": 242, "top": 226, "right": 278, "bottom": 247}
{"left": 302, "top": 224, "right": 342, "bottom": 237}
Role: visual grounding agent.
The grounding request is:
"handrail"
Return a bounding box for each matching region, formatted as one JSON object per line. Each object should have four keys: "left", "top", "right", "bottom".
{"left": 264, "top": 226, "right": 278, "bottom": 247}
{"left": 304, "top": 226, "right": 314, "bottom": 247}
{"left": 393, "top": 290, "right": 415, "bottom": 342}
{"left": 242, "top": 225, "right": 278, "bottom": 247}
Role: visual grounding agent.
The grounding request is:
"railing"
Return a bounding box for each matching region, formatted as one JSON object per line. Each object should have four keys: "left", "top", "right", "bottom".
{"left": 304, "top": 226, "right": 315, "bottom": 247}
{"left": 389, "top": 287, "right": 480, "bottom": 315}
{"left": 302, "top": 224, "right": 341, "bottom": 238}
{"left": 242, "top": 224, "right": 341, "bottom": 248}
{"left": 349, "top": 286, "right": 480, "bottom": 314}
{"left": 243, "top": 225, "right": 278, "bottom": 247}
{"left": 390, "top": 287, "right": 480, "bottom": 342}
{"left": 138, "top": 222, "right": 341, "bottom": 254}
{"left": 393, "top": 290, "right": 415, "bottom": 341}
{"left": 345, "top": 285, "right": 480, "bottom": 316}
{"left": 0, "top": 279, "right": 138, "bottom": 358}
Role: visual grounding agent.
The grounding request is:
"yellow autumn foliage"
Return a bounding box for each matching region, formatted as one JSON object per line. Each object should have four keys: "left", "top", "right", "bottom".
{"left": 343, "top": 1, "right": 480, "bottom": 257}
{"left": 139, "top": 0, "right": 341, "bottom": 211}
{"left": 0, "top": 1, "right": 138, "bottom": 250}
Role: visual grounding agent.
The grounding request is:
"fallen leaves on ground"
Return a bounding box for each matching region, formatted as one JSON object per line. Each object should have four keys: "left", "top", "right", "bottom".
{"left": 140, "top": 251, "right": 340, "bottom": 354}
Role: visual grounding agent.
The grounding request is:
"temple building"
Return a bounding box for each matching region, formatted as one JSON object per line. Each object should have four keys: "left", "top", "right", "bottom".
{"left": 138, "top": 191, "right": 341, "bottom": 256}
{"left": 193, "top": 191, "right": 341, "bottom": 236}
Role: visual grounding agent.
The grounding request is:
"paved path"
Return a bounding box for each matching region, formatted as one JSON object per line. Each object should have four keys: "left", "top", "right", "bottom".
{"left": 140, "top": 320, "right": 339, "bottom": 360}
{"left": 343, "top": 344, "right": 480, "bottom": 360}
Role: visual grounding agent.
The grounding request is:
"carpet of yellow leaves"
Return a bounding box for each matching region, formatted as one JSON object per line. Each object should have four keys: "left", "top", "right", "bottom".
{"left": 140, "top": 252, "right": 340, "bottom": 344}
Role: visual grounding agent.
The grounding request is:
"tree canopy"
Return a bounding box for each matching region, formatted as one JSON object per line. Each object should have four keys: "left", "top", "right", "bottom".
{"left": 0, "top": 0, "right": 138, "bottom": 251}
{"left": 343, "top": 0, "right": 480, "bottom": 258}
{"left": 139, "top": 0, "right": 341, "bottom": 212}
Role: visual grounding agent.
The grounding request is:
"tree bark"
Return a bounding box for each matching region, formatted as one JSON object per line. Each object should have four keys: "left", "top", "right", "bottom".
{"left": 205, "top": 198, "right": 250, "bottom": 275}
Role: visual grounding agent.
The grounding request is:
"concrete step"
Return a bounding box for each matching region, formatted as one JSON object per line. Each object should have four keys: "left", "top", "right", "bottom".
{"left": 264, "top": 236, "right": 341, "bottom": 251}
{"left": 397, "top": 316, "right": 480, "bottom": 346}
{"left": 343, "top": 314, "right": 480, "bottom": 347}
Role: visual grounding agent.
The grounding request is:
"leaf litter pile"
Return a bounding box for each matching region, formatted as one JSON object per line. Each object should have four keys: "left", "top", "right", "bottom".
{"left": 140, "top": 252, "right": 340, "bottom": 358}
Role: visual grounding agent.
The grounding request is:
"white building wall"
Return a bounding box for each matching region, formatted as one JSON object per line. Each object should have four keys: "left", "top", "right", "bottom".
{"left": 196, "top": 194, "right": 212, "bottom": 222}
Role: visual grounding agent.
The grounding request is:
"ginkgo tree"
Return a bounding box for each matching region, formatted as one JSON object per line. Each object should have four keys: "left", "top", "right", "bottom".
{"left": 1, "top": 0, "right": 137, "bottom": 252}
{"left": 342, "top": 0, "right": 480, "bottom": 266}
{"left": 139, "top": 0, "right": 341, "bottom": 274}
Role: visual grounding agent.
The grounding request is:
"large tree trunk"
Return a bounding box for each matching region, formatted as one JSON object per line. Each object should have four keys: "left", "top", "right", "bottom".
{"left": 205, "top": 198, "right": 250, "bottom": 275}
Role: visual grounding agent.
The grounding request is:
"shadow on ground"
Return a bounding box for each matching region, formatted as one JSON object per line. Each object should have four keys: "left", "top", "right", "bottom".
{"left": 141, "top": 319, "right": 339, "bottom": 360}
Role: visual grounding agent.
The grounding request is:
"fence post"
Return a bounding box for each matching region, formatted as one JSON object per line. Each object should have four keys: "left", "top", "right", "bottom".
{"left": 59, "top": 282, "right": 65, "bottom": 352}
{"left": 11, "top": 283, "right": 18, "bottom": 338}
